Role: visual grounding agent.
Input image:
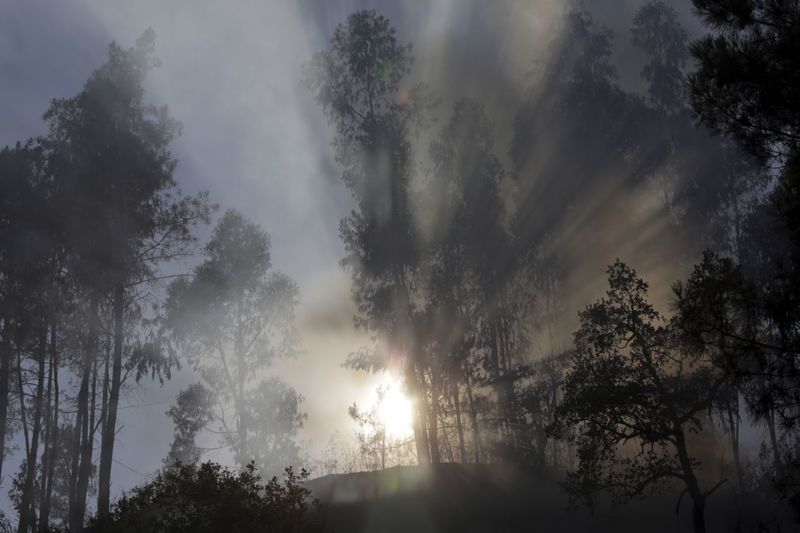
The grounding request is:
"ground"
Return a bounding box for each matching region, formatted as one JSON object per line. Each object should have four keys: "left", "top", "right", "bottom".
{"left": 305, "top": 463, "right": 795, "bottom": 532}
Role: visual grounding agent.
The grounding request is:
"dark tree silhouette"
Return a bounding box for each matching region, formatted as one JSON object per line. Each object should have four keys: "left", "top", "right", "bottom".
{"left": 689, "top": 0, "right": 800, "bottom": 166}
{"left": 41, "top": 28, "right": 211, "bottom": 526}
{"left": 424, "top": 98, "right": 533, "bottom": 462}
{"left": 0, "top": 141, "right": 54, "bottom": 488}
{"left": 305, "top": 10, "right": 436, "bottom": 464}
{"left": 686, "top": 0, "right": 800, "bottom": 513}
{"left": 555, "top": 261, "right": 727, "bottom": 533}
{"left": 88, "top": 462, "right": 321, "bottom": 533}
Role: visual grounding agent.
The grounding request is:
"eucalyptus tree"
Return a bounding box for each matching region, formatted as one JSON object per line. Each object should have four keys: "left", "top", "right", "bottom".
{"left": 305, "top": 10, "right": 437, "bottom": 464}
{"left": 164, "top": 210, "right": 303, "bottom": 475}
{"left": 42, "top": 29, "right": 211, "bottom": 525}
{"left": 424, "top": 98, "right": 533, "bottom": 461}
{"left": 0, "top": 141, "right": 53, "bottom": 484}
{"left": 0, "top": 140, "right": 65, "bottom": 533}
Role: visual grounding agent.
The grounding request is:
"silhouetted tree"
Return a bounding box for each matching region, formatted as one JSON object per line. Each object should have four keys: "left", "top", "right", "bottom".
{"left": 305, "top": 10, "right": 437, "bottom": 464}
{"left": 41, "top": 28, "right": 211, "bottom": 526}
{"left": 687, "top": 0, "right": 800, "bottom": 512}
{"left": 0, "top": 141, "right": 55, "bottom": 491}
{"left": 425, "top": 98, "right": 533, "bottom": 461}
{"left": 89, "top": 462, "right": 321, "bottom": 533}
{"left": 555, "top": 261, "right": 727, "bottom": 533}
{"left": 689, "top": 0, "right": 800, "bottom": 167}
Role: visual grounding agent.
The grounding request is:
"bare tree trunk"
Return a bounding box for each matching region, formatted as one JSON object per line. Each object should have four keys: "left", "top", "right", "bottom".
{"left": 439, "top": 408, "right": 454, "bottom": 463}
{"left": 453, "top": 383, "right": 466, "bottom": 462}
{"left": 550, "top": 382, "right": 559, "bottom": 468}
{"left": 18, "top": 320, "right": 48, "bottom": 533}
{"left": 725, "top": 397, "right": 743, "bottom": 486}
{"left": 409, "top": 361, "right": 431, "bottom": 465}
{"left": 0, "top": 315, "right": 11, "bottom": 480}
{"left": 428, "top": 370, "right": 440, "bottom": 465}
{"left": 69, "top": 297, "right": 98, "bottom": 532}
{"left": 464, "top": 361, "right": 481, "bottom": 463}
{"left": 766, "top": 409, "right": 784, "bottom": 477}
{"left": 97, "top": 283, "right": 124, "bottom": 518}
{"left": 38, "top": 325, "right": 57, "bottom": 532}
{"left": 674, "top": 423, "right": 707, "bottom": 533}
{"left": 380, "top": 429, "right": 386, "bottom": 470}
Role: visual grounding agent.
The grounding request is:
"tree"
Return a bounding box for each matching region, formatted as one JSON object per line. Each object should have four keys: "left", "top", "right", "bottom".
{"left": 631, "top": 1, "right": 688, "bottom": 113}
{"left": 424, "top": 98, "right": 532, "bottom": 462}
{"left": 305, "top": 10, "right": 436, "bottom": 464}
{"left": 164, "top": 210, "right": 303, "bottom": 475}
{"left": 42, "top": 28, "right": 211, "bottom": 525}
{"left": 675, "top": 251, "right": 800, "bottom": 500}
{"left": 0, "top": 141, "right": 54, "bottom": 488}
{"left": 165, "top": 384, "right": 214, "bottom": 466}
{"left": 0, "top": 140, "right": 62, "bottom": 533}
{"left": 555, "top": 261, "right": 727, "bottom": 533}
{"left": 688, "top": 0, "right": 800, "bottom": 511}
{"left": 89, "top": 462, "right": 321, "bottom": 533}
{"left": 689, "top": 0, "right": 800, "bottom": 166}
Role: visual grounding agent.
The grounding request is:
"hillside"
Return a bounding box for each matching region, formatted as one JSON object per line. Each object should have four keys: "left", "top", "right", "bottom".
{"left": 305, "top": 464, "right": 794, "bottom": 532}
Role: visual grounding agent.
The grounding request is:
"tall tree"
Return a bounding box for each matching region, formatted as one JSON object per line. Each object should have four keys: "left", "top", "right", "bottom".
{"left": 305, "top": 10, "right": 435, "bottom": 464}
{"left": 425, "top": 98, "right": 532, "bottom": 461}
{"left": 164, "top": 210, "right": 303, "bottom": 475}
{"left": 631, "top": 1, "right": 688, "bottom": 113}
{"left": 0, "top": 142, "right": 55, "bottom": 486}
{"left": 688, "top": 0, "right": 800, "bottom": 510}
{"left": 42, "top": 28, "right": 210, "bottom": 524}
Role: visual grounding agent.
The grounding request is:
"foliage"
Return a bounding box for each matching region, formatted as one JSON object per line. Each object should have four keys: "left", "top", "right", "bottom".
{"left": 631, "top": 1, "right": 688, "bottom": 112}
{"left": 164, "top": 210, "right": 303, "bottom": 475}
{"left": 88, "top": 462, "right": 322, "bottom": 533}
{"left": 555, "top": 261, "right": 726, "bottom": 532}
{"left": 689, "top": 0, "right": 800, "bottom": 165}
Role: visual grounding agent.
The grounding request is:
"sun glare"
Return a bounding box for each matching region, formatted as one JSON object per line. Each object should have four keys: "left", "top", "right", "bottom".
{"left": 377, "top": 381, "right": 414, "bottom": 439}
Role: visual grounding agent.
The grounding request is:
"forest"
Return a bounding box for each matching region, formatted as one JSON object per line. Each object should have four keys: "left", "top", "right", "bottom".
{"left": 0, "top": 0, "right": 799, "bottom": 532}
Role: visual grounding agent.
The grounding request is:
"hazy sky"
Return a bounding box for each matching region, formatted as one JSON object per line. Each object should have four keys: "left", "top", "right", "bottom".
{"left": 0, "top": 0, "right": 712, "bottom": 509}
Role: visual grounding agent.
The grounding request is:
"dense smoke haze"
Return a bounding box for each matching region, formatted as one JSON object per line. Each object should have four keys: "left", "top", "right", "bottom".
{"left": 2, "top": 0, "right": 799, "bottom": 531}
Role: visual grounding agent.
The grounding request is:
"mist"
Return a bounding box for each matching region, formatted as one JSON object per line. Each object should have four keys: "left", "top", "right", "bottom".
{"left": 1, "top": 0, "right": 798, "bottom": 531}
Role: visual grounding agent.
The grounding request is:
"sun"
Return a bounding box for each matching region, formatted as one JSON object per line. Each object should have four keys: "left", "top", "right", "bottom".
{"left": 377, "top": 381, "right": 414, "bottom": 439}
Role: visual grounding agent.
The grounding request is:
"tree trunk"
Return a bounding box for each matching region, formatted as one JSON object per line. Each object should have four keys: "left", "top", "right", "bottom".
{"left": 428, "top": 370, "right": 440, "bottom": 465}
{"left": 68, "top": 296, "right": 98, "bottom": 533}
{"left": 766, "top": 409, "right": 784, "bottom": 477}
{"left": 18, "top": 320, "right": 47, "bottom": 533}
{"left": 453, "top": 383, "right": 466, "bottom": 462}
{"left": 464, "top": 360, "right": 481, "bottom": 463}
{"left": 691, "top": 495, "right": 706, "bottom": 533}
{"left": 380, "top": 429, "right": 386, "bottom": 470}
{"left": 725, "top": 398, "right": 743, "bottom": 486}
{"left": 0, "top": 315, "right": 11, "bottom": 480}
{"left": 39, "top": 325, "right": 57, "bottom": 532}
{"left": 97, "top": 283, "right": 124, "bottom": 518}
{"left": 409, "top": 361, "right": 431, "bottom": 465}
{"left": 674, "top": 423, "right": 707, "bottom": 533}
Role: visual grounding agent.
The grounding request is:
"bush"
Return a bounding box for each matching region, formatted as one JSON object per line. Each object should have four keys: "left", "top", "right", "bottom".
{"left": 88, "top": 462, "right": 323, "bottom": 533}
